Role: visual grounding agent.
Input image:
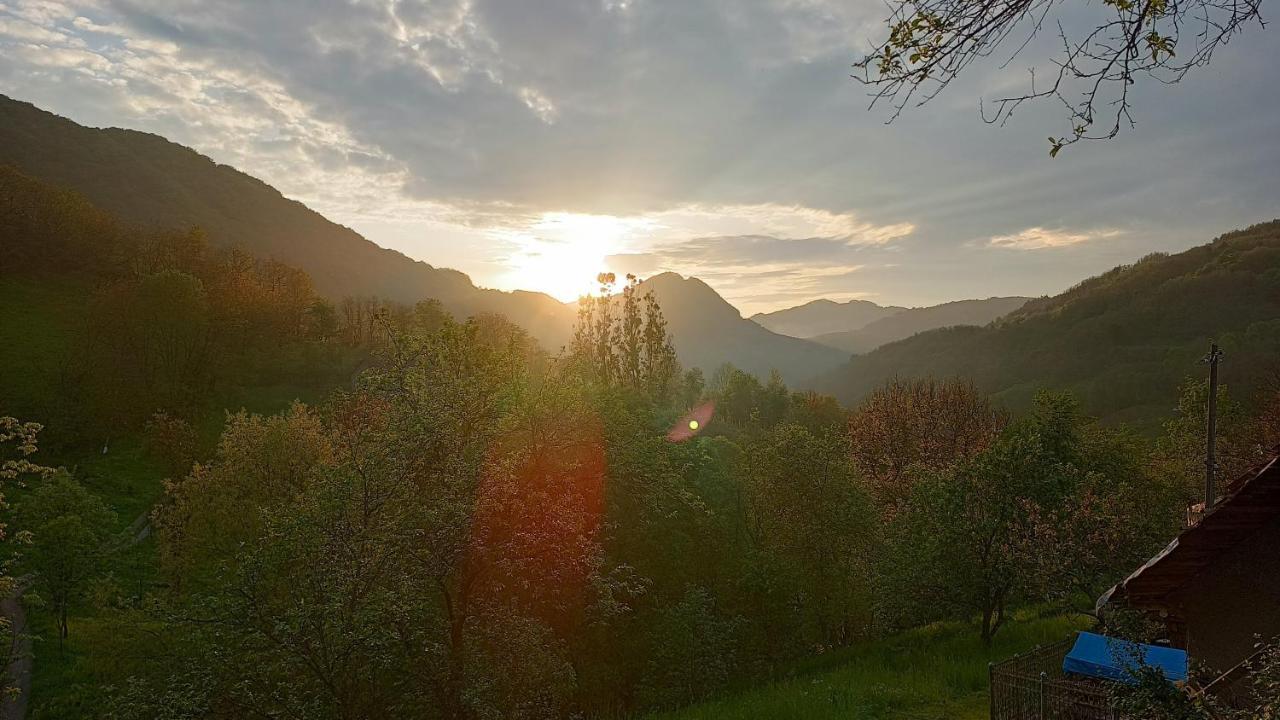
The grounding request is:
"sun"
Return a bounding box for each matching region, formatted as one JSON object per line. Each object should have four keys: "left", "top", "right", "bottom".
{"left": 498, "top": 212, "right": 656, "bottom": 301}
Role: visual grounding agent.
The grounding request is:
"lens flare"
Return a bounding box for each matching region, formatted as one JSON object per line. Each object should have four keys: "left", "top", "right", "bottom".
{"left": 667, "top": 401, "right": 715, "bottom": 442}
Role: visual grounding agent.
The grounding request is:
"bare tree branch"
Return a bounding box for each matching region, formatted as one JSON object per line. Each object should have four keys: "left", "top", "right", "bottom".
{"left": 854, "top": 0, "right": 1266, "bottom": 154}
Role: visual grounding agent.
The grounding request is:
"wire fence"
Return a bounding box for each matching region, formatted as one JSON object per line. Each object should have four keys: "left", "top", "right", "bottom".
{"left": 990, "top": 639, "right": 1117, "bottom": 720}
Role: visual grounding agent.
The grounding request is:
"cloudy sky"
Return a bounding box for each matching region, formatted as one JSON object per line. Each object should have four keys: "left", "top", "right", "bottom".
{"left": 2, "top": 0, "right": 1277, "bottom": 313}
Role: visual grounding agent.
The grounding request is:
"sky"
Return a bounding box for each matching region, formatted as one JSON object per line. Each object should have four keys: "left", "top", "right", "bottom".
{"left": 1, "top": 0, "right": 1278, "bottom": 314}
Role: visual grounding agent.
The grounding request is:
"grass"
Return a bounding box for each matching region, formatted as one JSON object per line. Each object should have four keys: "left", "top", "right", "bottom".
{"left": 26, "top": 538, "right": 160, "bottom": 720}
{"left": 650, "top": 611, "right": 1092, "bottom": 720}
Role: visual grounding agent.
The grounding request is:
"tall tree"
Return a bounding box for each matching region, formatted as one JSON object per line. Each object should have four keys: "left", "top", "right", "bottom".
{"left": 18, "top": 473, "right": 116, "bottom": 647}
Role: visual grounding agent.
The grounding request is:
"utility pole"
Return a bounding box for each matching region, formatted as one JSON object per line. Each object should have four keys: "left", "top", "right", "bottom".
{"left": 1205, "top": 342, "right": 1223, "bottom": 510}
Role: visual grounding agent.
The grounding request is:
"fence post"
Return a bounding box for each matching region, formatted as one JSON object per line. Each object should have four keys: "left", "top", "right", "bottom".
{"left": 1038, "top": 671, "right": 1047, "bottom": 720}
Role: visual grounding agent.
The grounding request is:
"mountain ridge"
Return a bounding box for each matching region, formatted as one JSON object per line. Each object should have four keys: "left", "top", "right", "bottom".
{"left": 751, "top": 297, "right": 906, "bottom": 337}
{"left": 0, "top": 94, "right": 579, "bottom": 351}
{"left": 811, "top": 222, "right": 1280, "bottom": 425}
{"left": 634, "top": 272, "right": 849, "bottom": 385}
{"left": 0, "top": 95, "right": 846, "bottom": 384}
{"left": 808, "top": 296, "right": 1031, "bottom": 354}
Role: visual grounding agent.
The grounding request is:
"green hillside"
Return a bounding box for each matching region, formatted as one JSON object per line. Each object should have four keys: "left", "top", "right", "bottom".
{"left": 809, "top": 297, "right": 1031, "bottom": 355}
{"left": 813, "top": 221, "right": 1280, "bottom": 425}
{"left": 0, "top": 94, "right": 577, "bottom": 351}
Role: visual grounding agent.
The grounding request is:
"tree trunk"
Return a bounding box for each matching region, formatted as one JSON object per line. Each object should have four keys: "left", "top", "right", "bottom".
{"left": 59, "top": 604, "right": 68, "bottom": 652}
{"left": 981, "top": 605, "right": 994, "bottom": 646}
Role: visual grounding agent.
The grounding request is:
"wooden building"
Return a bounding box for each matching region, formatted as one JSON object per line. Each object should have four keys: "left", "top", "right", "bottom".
{"left": 991, "top": 448, "right": 1280, "bottom": 719}
{"left": 1103, "top": 447, "right": 1280, "bottom": 695}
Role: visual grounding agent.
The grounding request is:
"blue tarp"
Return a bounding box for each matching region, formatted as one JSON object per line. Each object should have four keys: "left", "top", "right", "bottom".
{"left": 1062, "top": 632, "right": 1188, "bottom": 685}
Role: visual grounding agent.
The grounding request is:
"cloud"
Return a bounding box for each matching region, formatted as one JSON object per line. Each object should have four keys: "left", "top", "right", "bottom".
{"left": 0, "top": 0, "right": 1277, "bottom": 311}
{"left": 456, "top": 203, "right": 911, "bottom": 304}
{"left": 987, "top": 227, "right": 1123, "bottom": 250}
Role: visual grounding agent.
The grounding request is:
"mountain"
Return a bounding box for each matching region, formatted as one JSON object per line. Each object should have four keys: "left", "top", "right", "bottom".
{"left": 637, "top": 273, "right": 849, "bottom": 386}
{"left": 809, "top": 297, "right": 1031, "bottom": 354}
{"left": 751, "top": 298, "right": 906, "bottom": 337}
{"left": 0, "top": 95, "right": 846, "bottom": 384}
{"left": 812, "top": 221, "right": 1280, "bottom": 426}
{"left": 0, "top": 94, "right": 577, "bottom": 351}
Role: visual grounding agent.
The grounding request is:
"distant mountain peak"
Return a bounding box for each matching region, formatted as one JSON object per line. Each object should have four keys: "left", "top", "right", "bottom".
{"left": 639, "top": 272, "right": 743, "bottom": 322}
{"left": 752, "top": 295, "right": 906, "bottom": 338}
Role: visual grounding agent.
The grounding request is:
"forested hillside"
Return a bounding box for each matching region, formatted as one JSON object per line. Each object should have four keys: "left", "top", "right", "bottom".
{"left": 0, "top": 164, "right": 362, "bottom": 444}
{"left": 0, "top": 94, "right": 577, "bottom": 351}
{"left": 0, "top": 96, "right": 846, "bottom": 383}
{"left": 809, "top": 297, "right": 1030, "bottom": 354}
{"left": 814, "top": 222, "right": 1280, "bottom": 425}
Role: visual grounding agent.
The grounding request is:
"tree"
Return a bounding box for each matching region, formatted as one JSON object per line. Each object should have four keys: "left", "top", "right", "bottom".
{"left": 18, "top": 473, "right": 116, "bottom": 647}
{"left": 0, "top": 416, "right": 52, "bottom": 691}
{"left": 571, "top": 273, "right": 680, "bottom": 400}
{"left": 740, "top": 424, "right": 874, "bottom": 646}
{"left": 143, "top": 411, "right": 198, "bottom": 480}
{"left": 1152, "top": 378, "right": 1268, "bottom": 508}
{"left": 848, "top": 377, "right": 1006, "bottom": 514}
{"left": 639, "top": 587, "right": 742, "bottom": 709}
{"left": 883, "top": 392, "right": 1157, "bottom": 643}
{"left": 152, "top": 403, "right": 331, "bottom": 589}
{"left": 856, "top": 0, "right": 1265, "bottom": 154}
{"left": 88, "top": 270, "right": 214, "bottom": 422}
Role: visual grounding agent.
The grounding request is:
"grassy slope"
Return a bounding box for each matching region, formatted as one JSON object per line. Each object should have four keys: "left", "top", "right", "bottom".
{"left": 651, "top": 612, "right": 1090, "bottom": 720}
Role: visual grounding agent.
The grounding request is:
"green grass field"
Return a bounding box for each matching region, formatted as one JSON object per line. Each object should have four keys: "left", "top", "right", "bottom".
{"left": 650, "top": 611, "right": 1091, "bottom": 720}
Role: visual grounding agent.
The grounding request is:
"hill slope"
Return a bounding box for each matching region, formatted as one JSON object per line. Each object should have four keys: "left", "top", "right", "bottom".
{"left": 809, "top": 297, "right": 1030, "bottom": 354}
{"left": 0, "top": 94, "right": 576, "bottom": 351}
{"left": 751, "top": 298, "right": 905, "bottom": 337}
{"left": 0, "top": 96, "right": 854, "bottom": 383}
{"left": 812, "top": 222, "right": 1280, "bottom": 424}
{"left": 638, "top": 273, "right": 849, "bottom": 385}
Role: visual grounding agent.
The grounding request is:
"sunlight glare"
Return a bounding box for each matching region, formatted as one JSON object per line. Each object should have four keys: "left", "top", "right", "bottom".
{"left": 496, "top": 212, "right": 657, "bottom": 301}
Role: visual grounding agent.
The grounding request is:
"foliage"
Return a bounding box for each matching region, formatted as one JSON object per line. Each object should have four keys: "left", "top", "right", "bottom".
{"left": 1, "top": 166, "right": 357, "bottom": 440}
{"left": 847, "top": 376, "right": 1006, "bottom": 513}
{"left": 1107, "top": 640, "right": 1280, "bottom": 720}
{"left": 142, "top": 412, "right": 198, "bottom": 480}
{"left": 571, "top": 273, "right": 679, "bottom": 401}
{"left": 1152, "top": 378, "right": 1278, "bottom": 508}
{"left": 816, "top": 222, "right": 1280, "bottom": 429}
{"left": 16, "top": 473, "right": 116, "bottom": 646}
{"left": 0, "top": 415, "right": 53, "bottom": 699}
{"left": 882, "top": 392, "right": 1171, "bottom": 643}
